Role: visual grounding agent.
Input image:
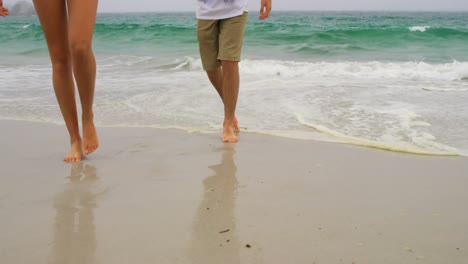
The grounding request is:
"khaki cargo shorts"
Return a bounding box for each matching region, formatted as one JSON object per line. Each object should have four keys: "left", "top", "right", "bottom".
{"left": 197, "top": 12, "right": 248, "bottom": 71}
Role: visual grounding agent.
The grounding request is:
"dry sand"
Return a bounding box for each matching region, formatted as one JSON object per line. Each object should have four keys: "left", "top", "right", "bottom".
{"left": 0, "top": 120, "right": 467, "bottom": 264}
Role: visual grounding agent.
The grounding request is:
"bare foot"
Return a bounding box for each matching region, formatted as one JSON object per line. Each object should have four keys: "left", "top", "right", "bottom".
{"left": 233, "top": 116, "right": 240, "bottom": 132}
{"left": 223, "top": 121, "right": 239, "bottom": 142}
{"left": 224, "top": 116, "right": 240, "bottom": 132}
{"left": 82, "top": 119, "right": 99, "bottom": 155}
{"left": 64, "top": 140, "right": 83, "bottom": 163}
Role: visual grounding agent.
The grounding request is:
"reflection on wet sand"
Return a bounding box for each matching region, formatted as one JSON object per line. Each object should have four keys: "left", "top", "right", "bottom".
{"left": 189, "top": 145, "right": 241, "bottom": 264}
{"left": 50, "top": 162, "right": 105, "bottom": 264}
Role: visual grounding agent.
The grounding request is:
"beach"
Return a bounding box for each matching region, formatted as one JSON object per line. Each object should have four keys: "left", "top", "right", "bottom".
{"left": 1, "top": 120, "right": 467, "bottom": 263}
{"left": 2, "top": 10, "right": 468, "bottom": 263}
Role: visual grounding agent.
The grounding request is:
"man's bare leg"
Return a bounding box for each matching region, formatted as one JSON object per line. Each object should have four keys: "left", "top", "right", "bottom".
{"left": 220, "top": 61, "right": 240, "bottom": 142}
{"left": 67, "top": 0, "right": 99, "bottom": 155}
{"left": 206, "top": 66, "right": 240, "bottom": 132}
{"left": 33, "top": 0, "right": 82, "bottom": 162}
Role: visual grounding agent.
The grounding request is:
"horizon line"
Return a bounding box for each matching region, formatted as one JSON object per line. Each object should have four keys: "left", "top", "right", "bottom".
{"left": 95, "top": 9, "right": 468, "bottom": 13}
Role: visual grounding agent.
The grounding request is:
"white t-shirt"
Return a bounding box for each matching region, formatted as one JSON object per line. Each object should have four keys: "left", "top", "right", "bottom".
{"left": 196, "top": 0, "right": 249, "bottom": 20}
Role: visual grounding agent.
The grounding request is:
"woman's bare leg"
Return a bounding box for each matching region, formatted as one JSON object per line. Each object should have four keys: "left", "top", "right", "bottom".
{"left": 67, "top": 0, "right": 99, "bottom": 155}
{"left": 33, "top": 0, "right": 82, "bottom": 162}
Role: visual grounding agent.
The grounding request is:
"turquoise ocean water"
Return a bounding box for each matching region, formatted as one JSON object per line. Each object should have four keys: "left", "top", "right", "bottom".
{"left": 1, "top": 12, "right": 468, "bottom": 155}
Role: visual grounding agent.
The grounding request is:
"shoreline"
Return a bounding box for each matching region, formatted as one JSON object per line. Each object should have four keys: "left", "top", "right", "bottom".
{"left": 1, "top": 118, "right": 463, "bottom": 157}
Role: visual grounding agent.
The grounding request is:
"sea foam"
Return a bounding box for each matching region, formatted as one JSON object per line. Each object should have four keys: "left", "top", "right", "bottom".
{"left": 409, "top": 26, "right": 431, "bottom": 32}
{"left": 1, "top": 56, "right": 467, "bottom": 156}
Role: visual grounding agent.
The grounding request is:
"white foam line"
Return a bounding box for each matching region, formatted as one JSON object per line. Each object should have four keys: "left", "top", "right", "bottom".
{"left": 0, "top": 103, "right": 58, "bottom": 107}
{"left": 0, "top": 117, "right": 64, "bottom": 125}
{"left": 240, "top": 129, "right": 341, "bottom": 142}
{"left": 423, "top": 87, "right": 468, "bottom": 92}
{"left": 294, "top": 113, "right": 458, "bottom": 156}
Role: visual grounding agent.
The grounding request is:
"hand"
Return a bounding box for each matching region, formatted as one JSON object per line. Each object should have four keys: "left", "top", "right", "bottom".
{"left": 0, "top": 0, "right": 9, "bottom": 17}
{"left": 259, "top": 0, "right": 271, "bottom": 20}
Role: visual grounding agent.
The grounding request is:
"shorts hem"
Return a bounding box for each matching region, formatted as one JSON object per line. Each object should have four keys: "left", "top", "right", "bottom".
{"left": 217, "top": 57, "right": 241, "bottom": 62}
{"left": 203, "top": 64, "right": 222, "bottom": 71}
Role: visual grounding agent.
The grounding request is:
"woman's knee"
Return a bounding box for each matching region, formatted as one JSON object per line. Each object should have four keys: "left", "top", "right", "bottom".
{"left": 70, "top": 39, "right": 92, "bottom": 59}
{"left": 49, "top": 48, "right": 72, "bottom": 72}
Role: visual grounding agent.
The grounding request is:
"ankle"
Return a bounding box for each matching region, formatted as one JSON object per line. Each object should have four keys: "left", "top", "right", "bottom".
{"left": 70, "top": 137, "right": 82, "bottom": 145}
{"left": 224, "top": 117, "right": 235, "bottom": 124}
{"left": 82, "top": 111, "right": 94, "bottom": 123}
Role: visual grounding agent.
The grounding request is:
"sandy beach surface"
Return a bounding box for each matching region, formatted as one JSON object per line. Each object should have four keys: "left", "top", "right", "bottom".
{"left": 1, "top": 120, "right": 467, "bottom": 264}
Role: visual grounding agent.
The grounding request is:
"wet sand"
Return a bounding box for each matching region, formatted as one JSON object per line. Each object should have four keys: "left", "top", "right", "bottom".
{"left": 1, "top": 120, "right": 467, "bottom": 264}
